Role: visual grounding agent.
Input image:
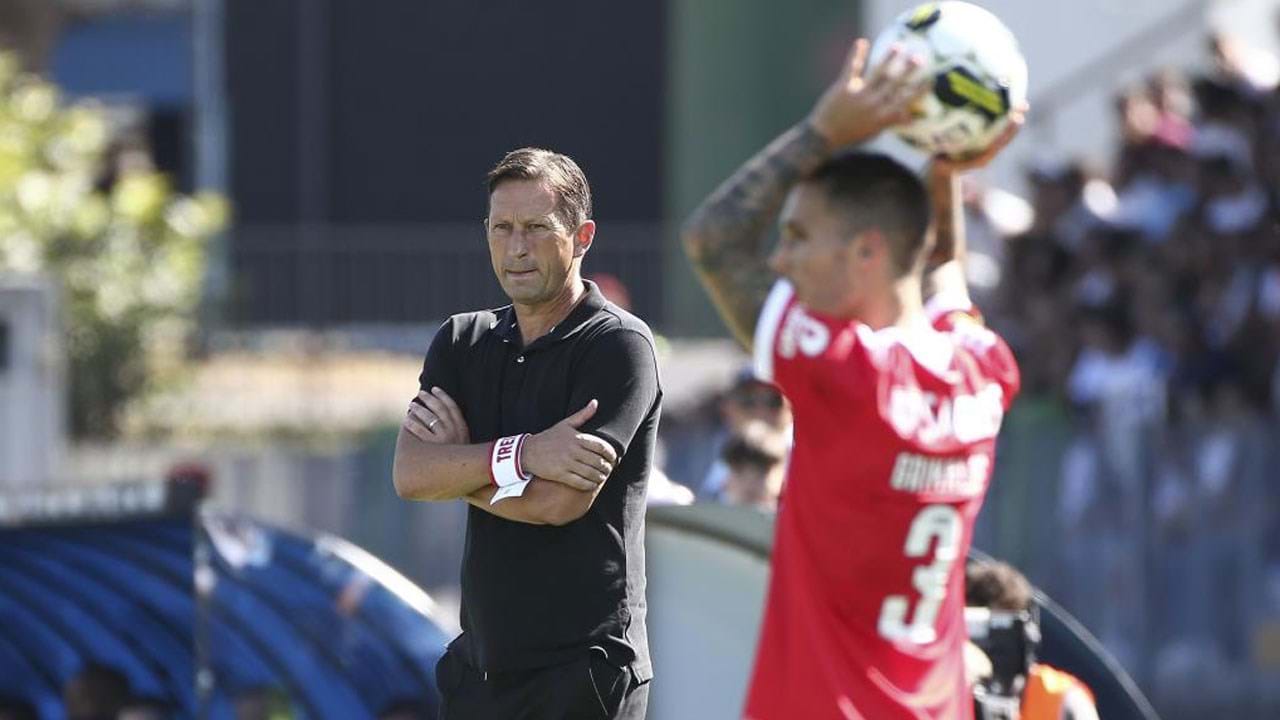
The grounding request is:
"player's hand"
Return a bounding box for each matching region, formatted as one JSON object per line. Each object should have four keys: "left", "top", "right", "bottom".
{"left": 404, "top": 387, "right": 470, "bottom": 444}
{"left": 522, "top": 400, "right": 618, "bottom": 492}
{"left": 931, "top": 104, "right": 1028, "bottom": 175}
{"left": 808, "top": 38, "right": 931, "bottom": 149}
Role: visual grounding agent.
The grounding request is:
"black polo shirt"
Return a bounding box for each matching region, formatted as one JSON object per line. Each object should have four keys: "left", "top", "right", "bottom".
{"left": 417, "top": 281, "right": 661, "bottom": 681}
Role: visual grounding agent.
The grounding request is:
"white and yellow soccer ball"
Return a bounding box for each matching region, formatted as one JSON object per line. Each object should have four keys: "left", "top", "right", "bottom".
{"left": 871, "top": 1, "right": 1028, "bottom": 159}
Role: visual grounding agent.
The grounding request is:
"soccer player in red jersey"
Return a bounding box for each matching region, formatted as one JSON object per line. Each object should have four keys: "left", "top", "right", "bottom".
{"left": 682, "top": 38, "right": 1026, "bottom": 720}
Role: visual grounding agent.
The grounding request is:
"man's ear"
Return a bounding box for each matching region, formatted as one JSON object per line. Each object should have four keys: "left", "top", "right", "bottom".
{"left": 852, "top": 228, "right": 885, "bottom": 261}
{"left": 573, "top": 220, "right": 597, "bottom": 258}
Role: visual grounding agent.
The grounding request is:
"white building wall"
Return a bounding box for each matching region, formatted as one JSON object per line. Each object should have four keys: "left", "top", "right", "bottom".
{"left": 0, "top": 275, "right": 64, "bottom": 487}
{"left": 863, "top": 0, "right": 1279, "bottom": 189}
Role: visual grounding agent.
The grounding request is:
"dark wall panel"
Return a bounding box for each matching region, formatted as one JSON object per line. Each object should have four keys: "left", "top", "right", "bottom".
{"left": 226, "top": 0, "right": 303, "bottom": 223}
{"left": 227, "top": 0, "right": 665, "bottom": 225}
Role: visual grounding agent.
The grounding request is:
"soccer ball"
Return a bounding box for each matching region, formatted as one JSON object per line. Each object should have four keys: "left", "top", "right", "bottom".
{"left": 870, "top": 2, "right": 1028, "bottom": 160}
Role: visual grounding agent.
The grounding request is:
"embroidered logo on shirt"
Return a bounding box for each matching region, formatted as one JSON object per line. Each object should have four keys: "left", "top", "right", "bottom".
{"left": 778, "top": 306, "right": 830, "bottom": 359}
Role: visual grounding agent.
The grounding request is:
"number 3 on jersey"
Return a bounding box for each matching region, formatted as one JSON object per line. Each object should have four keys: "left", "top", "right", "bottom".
{"left": 877, "top": 504, "right": 963, "bottom": 645}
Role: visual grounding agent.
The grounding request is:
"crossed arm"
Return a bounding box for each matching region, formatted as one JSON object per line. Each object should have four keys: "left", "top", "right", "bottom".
{"left": 393, "top": 326, "right": 657, "bottom": 527}
{"left": 392, "top": 391, "right": 614, "bottom": 527}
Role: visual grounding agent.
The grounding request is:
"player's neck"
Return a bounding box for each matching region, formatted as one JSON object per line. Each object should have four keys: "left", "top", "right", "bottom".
{"left": 860, "top": 276, "right": 926, "bottom": 331}
{"left": 513, "top": 276, "right": 586, "bottom": 345}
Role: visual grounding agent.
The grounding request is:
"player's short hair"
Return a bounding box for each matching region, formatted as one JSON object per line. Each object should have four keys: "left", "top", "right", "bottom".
{"left": 487, "top": 147, "right": 593, "bottom": 230}
{"left": 803, "top": 150, "right": 932, "bottom": 275}
{"left": 965, "top": 559, "right": 1034, "bottom": 612}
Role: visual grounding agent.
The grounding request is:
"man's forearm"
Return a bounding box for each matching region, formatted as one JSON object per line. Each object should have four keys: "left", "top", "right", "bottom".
{"left": 464, "top": 481, "right": 598, "bottom": 527}
{"left": 392, "top": 427, "right": 495, "bottom": 501}
{"left": 924, "top": 165, "right": 970, "bottom": 306}
{"left": 682, "top": 121, "right": 831, "bottom": 349}
{"left": 926, "top": 164, "right": 965, "bottom": 266}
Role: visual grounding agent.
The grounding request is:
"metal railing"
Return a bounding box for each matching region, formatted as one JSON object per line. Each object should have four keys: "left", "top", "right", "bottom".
{"left": 978, "top": 397, "right": 1280, "bottom": 719}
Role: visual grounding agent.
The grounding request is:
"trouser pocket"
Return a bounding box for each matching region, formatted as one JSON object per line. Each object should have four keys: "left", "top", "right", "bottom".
{"left": 584, "top": 646, "right": 631, "bottom": 719}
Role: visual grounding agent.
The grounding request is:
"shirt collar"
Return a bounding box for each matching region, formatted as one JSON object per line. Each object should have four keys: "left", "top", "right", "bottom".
{"left": 491, "top": 280, "right": 608, "bottom": 347}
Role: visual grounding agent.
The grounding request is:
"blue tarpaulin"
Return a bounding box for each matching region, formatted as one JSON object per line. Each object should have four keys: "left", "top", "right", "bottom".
{"left": 0, "top": 481, "right": 446, "bottom": 719}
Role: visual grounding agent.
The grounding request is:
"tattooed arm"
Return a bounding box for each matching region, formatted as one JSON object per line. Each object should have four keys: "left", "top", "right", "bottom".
{"left": 682, "top": 39, "right": 929, "bottom": 351}
{"left": 681, "top": 123, "right": 830, "bottom": 350}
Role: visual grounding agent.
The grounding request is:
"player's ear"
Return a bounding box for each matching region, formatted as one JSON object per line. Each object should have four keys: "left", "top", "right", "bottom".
{"left": 573, "top": 220, "right": 597, "bottom": 258}
{"left": 851, "top": 228, "right": 883, "bottom": 262}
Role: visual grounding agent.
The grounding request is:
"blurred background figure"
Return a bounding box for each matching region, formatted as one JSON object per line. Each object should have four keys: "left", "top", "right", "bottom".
{"left": 695, "top": 367, "right": 792, "bottom": 501}
{"left": 966, "top": 559, "right": 1099, "bottom": 720}
{"left": 62, "top": 664, "right": 130, "bottom": 720}
{"left": 117, "top": 697, "right": 173, "bottom": 720}
{"left": 717, "top": 420, "right": 788, "bottom": 512}
{"left": 589, "top": 272, "right": 635, "bottom": 313}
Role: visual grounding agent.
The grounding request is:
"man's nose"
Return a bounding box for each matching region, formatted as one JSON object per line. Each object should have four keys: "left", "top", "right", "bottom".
{"left": 767, "top": 245, "right": 786, "bottom": 275}
{"left": 508, "top": 230, "right": 531, "bottom": 257}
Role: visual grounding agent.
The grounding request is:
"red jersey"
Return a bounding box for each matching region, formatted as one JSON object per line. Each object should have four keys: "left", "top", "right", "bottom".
{"left": 743, "top": 281, "right": 1021, "bottom": 720}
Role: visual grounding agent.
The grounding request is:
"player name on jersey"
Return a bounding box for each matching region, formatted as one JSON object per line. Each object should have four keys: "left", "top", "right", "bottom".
{"left": 886, "top": 383, "right": 1005, "bottom": 445}
{"left": 888, "top": 452, "right": 988, "bottom": 497}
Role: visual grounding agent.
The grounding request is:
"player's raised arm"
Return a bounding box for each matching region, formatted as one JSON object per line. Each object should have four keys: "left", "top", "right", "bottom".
{"left": 682, "top": 39, "right": 928, "bottom": 351}
{"left": 923, "top": 107, "right": 1026, "bottom": 310}
{"left": 680, "top": 121, "right": 827, "bottom": 351}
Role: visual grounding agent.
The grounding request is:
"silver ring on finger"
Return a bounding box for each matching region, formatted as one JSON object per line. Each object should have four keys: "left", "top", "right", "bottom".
{"left": 427, "top": 417, "right": 439, "bottom": 431}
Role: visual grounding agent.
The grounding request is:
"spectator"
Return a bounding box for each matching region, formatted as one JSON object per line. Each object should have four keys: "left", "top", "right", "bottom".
{"left": 969, "top": 37, "right": 1280, "bottom": 711}
{"left": 697, "top": 367, "right": 791, "bottom": 499}
{"left": 63, "top": 663, "right": 130, "bottom": 720}
{"left": 588, "top": 272, "right": 634, "bottom": 313}
{"left": 719, "top": 420, "right": 788, "bottom": 512}
{"left": 645, "top": 465, "right": 696, "bottom": 506}
{"left": 966, "top": 560, "right": 1099, "bottom": 720}
{"left": 118, "top": 697, "right": 173, "bottom": 720}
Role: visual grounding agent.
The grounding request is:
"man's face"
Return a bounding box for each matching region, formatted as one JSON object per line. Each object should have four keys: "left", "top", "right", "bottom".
{"left": 722, "top": 382, "right": 790, "bottom": 431}
{"left": 724, "top": 463, "right": 784, "bottom": 511}
{"left": 487, "top": 179, "right": 587, "bottom": 306}
{"left": 769, "top": 183, "right": 879, "bottom": 318}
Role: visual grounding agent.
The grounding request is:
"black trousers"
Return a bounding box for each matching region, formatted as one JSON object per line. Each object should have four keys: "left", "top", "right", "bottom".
{"left": 436, "top": 647, "right": 650, "bottom": 720}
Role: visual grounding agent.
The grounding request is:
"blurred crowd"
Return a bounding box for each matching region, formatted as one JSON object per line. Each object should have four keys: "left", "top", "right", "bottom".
{"left": 978, "top": 30, "right": 1280, "bottom": 700}
{"left": 658, "top": 367, "right": 791, "bottom": 513}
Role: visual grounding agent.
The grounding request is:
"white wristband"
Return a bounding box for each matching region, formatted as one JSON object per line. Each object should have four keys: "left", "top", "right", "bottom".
{"left": 489, "top": 433, "right": 533, "bottom": 504}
